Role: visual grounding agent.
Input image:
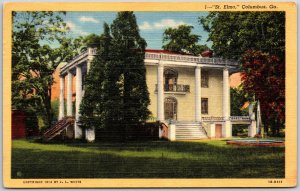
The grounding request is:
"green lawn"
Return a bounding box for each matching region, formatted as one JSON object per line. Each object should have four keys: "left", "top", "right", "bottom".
{"left": 12, "top": 139, "right": 284, "bottom": 178}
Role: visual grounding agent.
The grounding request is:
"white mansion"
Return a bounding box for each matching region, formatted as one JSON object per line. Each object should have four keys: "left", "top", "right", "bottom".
{"left": 57, "top": 48, "right": 256, "bottom": 141}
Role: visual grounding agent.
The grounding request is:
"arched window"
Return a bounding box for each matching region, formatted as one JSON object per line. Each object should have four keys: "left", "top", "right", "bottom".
{"left": 164, "top": 68, "right": 178, "bottom": 91}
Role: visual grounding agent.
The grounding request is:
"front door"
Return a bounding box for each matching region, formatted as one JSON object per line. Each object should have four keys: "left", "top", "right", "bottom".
{"left": 215, "top": 124, "right": 222, "bottom": 138}
{"left": 164, "top": 97, "right": 177, "bottom": 120}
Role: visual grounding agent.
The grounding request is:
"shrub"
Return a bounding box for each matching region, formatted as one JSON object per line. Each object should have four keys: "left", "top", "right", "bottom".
{"left": 95, "top": 122, "right": 160, "bottom": 141}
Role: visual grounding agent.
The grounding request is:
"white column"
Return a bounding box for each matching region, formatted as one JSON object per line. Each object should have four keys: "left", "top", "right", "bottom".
{"left": 248, "top": 120, "right": 257, "bottom": 137}
{"left": 58, "top": 75, "right": 65, "bottom": 120}
{"left": 75, "top": 65, "right": 83, "bottom": 139}
{"left": 195, "top": 66, "right": 201, "bottom": 122}
{"left": 223, "top": 68, "right": 231, "bottom": 137}
{"left": 86, "top": 127, "right": 95, "bottom": 142}
{"left": 223, "top": 68, "right": 229, "bottom": 117}
{"left": 210, "top": 123, "right": 216, "bottom": 138}
{"left": 157, "top": 62, "right": 164, "bottom": 121}
{"left": 169, "top": 124, "right": 176, "bottom": 141}
{"left": 87, "top": 59, "right": 91, "bottom": 73}
{"left": 66, "top": 71, "right": 73, "bottom": 116}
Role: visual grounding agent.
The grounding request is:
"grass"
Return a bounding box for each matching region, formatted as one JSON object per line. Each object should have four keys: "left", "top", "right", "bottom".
{"left": 12, "top": 139, "right": 284, "bottom": 178}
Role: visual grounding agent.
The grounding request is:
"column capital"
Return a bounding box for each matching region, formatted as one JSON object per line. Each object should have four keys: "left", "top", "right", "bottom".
{"left": 223, "top": 66, "right": 229, "bottom": 71}
{"left": 158, "top": 61, "right": 164, "bottom": 67}
{"left": 196, "top": 64, "right": 201, "bottom": 69}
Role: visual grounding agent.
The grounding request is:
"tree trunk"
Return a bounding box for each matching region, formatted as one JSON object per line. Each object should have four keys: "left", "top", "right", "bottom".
{"left": 262, "top": 115, "right": 269, "bottom": 136}
{"left": 270, "top": 118, "right": 276, "bottom": 136}
{"left": 43, "top": 86, "right": 53, "bottom": 128}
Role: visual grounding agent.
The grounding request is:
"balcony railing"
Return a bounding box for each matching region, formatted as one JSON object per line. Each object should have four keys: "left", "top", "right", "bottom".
{"left": 230, "top": 116, "right": 251, "bottom": 121}
{"left": 155, "top": 84, "right": 190, "bottom": 93}
{"left": 145, "top": 52, "right": 238, "bottom": 66}
{"left": 201, "top": 116, "right": 252, "bottom": 122}
{"left": 61, "top": 49, "right": 238, "bottom": 75}
{"left": 202, "top": 116, "right": 225, "bottom": 122}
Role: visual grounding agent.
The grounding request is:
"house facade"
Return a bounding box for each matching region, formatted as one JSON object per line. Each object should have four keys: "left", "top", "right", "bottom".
{"left": 58, "top": 48, "right": 255, "bottom": 141}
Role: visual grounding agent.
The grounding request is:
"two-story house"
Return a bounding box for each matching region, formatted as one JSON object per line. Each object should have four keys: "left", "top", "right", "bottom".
{"left": 55, "top": 48, "right": 255, "bottom": 142}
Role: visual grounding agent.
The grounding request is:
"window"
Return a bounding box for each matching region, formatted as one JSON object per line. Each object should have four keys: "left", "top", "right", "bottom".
{"left": 164, "top": 68, "right": 178, "bottom": 91}
{"left": 201, "top": 98, "right": 208, "bottom": 114}
{"left": 201, "top": 71, "right": 209, "bottom": 88}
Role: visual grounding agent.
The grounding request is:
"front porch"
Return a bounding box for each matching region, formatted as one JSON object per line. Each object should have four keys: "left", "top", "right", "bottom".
{"left": 160, "top": 116, "right": 256, "bottom": 141}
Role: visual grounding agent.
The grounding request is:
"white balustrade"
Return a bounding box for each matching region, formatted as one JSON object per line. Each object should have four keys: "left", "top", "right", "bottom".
{"left": 230, "top": 116, "right": 251, "bottom": 121}
{"left": 202, "top": 116, "right": 225, "bottom": 122}
{"left": 201, "top": 116, "right": 251, "bottom": 122}
{"left": 62, "top": 51, "right": 238, "bottom": 76}
{"left": 144, "top": 52, "right": 238, "bottom": 66}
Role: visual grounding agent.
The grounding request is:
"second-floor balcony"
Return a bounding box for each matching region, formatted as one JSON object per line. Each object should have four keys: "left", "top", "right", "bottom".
{"left": 155, "top": 84, "right": 190, "bottom": 93}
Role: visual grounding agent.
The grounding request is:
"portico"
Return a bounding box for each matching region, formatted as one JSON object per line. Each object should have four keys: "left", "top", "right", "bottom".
{"left": 58, "top": 48, "right": 96, "bottom": 140}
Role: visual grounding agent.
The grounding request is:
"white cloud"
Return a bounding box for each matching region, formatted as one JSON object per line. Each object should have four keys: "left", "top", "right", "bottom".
{"left": 154, "top": 19, "right": 186, "bottom": 29}
{"left": 79, "top": 16, "right": 99, "bottom": 23}
{"left": 66, "top": 21, "right": 89, "bottom": 36}
{"left": 139, "top": 19, "right": 188, "bottom": 31}
{"left": 139, "top": 21, "right": 152, "bottom": 30}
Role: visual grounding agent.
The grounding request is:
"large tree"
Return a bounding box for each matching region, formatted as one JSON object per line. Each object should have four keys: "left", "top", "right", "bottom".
{"left": 162, "top": 25, "right": 209, "bottom": 56}
{"left": 79, "top": 23, "right": 111, "bottom": 130}
{"left": 241, "top": 50, "right": 285, "bottom": 136}
{"left": 12, "top": 11, "right": 72, "bottom": 128}
{"left": 199, "top": 12, "right": 285, "bottom": 60}
{"left": 80, "top": 12, "right": 151, "bottom": 140}
{"left": 200, "top": 12, "right": 285, "bottom": 135}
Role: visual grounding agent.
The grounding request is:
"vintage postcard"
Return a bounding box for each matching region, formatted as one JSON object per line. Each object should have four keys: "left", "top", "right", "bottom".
{"left": 3, "top": 2, "right": 297, "bottom": 188}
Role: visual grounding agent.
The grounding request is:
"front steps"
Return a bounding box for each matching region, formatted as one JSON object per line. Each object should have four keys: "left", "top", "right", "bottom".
{"left": 173, "top": 121, "right": 208, "bottom": 140}
{"left": 43, "top": 117, "right": 75, "bottom": 141}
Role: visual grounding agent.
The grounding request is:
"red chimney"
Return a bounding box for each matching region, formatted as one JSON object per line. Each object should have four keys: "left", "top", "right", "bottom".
{"left": 201, "top": 50, "right": 213, "bottom": 58}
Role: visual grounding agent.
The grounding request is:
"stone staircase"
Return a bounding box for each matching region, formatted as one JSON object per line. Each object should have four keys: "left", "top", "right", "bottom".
{"left": 174, "top": 121, "right": 208, "bottom": 140}
{"left": 43, "top": 116, "right": 75, "bottom": 141}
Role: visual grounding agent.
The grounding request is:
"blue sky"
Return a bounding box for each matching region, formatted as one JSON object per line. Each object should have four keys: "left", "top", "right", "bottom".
{"left": 64, "top": 12, "right": 211, "bottom": 49}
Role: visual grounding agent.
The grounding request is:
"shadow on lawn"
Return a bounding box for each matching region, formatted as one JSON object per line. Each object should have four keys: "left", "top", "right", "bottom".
{"left": 12, "top": 140, "right": 284, "bottom": 179}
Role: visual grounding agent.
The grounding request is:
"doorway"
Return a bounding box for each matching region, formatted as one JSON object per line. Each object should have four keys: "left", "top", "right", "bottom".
{"left": 164, "top": 97, "right": 177, "bottom": 120}
{"left": 215, "top": 124, "right": 222, "bottom": 138}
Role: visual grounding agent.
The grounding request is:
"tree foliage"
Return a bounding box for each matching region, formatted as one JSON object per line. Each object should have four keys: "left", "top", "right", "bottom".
{"left": 200, "top": 12, "right": 285, "bottom": 60}
{"left": 200, "top": 12, "right": 285, "bottom": 136}
{"left": 162, "top": 25, "right": 209, "bottom": 56}
{"left": 12, "top": 11, "right": 72, "bottom": 128}
{"left": 82, "top": 34, "right": 101, "bottom": 48}
{"left": 230, "top": 86, "right": 249, "bottom": 116}
{"left": 79, "top": 23, "right": 111, "bottom": 130}
{"left": 241, "top": 50, "right": 285, "bottom": 135}
{"left": 80, "top": 12, "right": 151, "bottom": 140}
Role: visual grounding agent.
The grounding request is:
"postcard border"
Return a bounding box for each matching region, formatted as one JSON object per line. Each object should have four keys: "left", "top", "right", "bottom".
{"left": 3, "top": 2, "right": 297, "bottom": 188}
